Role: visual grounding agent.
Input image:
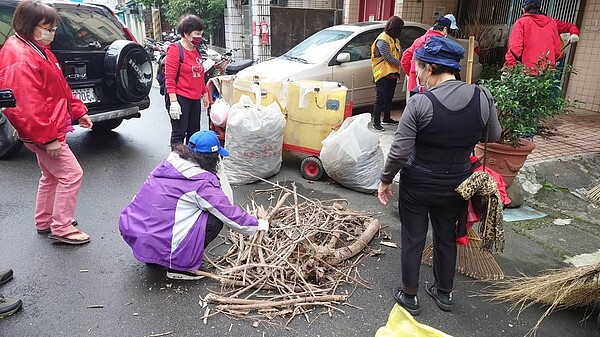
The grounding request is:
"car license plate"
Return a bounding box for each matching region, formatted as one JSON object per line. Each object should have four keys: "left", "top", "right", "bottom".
{"left": 72, "top": 88, "right": 97, "bottom": 104}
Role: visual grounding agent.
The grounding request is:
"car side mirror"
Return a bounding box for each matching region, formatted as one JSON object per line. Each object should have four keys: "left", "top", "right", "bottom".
{"left": 336, "top": 52, "right": 351, "bottom": 63}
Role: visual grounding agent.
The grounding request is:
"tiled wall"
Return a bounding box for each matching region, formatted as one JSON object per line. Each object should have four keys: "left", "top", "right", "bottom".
{"left": 344, "top": 0, "right": 459, "bottom": 24}
{"left": 344, "top": 0, "right": 360, "bottom": 23}
{"left": 398, "top": 0, "right": 458, "bottom": 24}
{"left": 566, "top": 0, "right": 600, "bottom": 113}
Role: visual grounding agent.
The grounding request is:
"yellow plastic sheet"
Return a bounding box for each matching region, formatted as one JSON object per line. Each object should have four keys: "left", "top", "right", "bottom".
{"left": 375, "top": 304, "right": 453, "bottom": 337}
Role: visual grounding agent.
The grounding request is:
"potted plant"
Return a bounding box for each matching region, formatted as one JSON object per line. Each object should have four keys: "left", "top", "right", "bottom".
{"left": 475, "top": 57, "right": 575, "bottom": 186}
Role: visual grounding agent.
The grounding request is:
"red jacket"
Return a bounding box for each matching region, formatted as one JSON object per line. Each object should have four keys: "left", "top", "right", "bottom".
{"left": 556, "top": 19, "right": 580, "bottom": 59}
{"left": 401, "top": 30, "right": 446, "bottom": 92}
{"left": 505, "top": 13, "right": 562, "bottom": 70}
{"left": 0, "top": 35, "right": 87, "bottom": 144}
{"left": 165, "top": 43, "right": 207, "bottom": 100}
{"left": 556, "top": 19, "right": 580, "bottom": 36}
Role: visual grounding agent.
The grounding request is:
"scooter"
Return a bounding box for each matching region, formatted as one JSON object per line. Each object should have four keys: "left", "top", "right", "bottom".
{"left": 157, "top": 42, "right": 257, "bottom": 83}
{"left": 202, "top": 46, "right": 257, "bottom": 81}
{"left": 144, "top": 38, "right": 166, "bottom": 61}
{"left": 224, "top": 57, "right": 257, "bottom": 75}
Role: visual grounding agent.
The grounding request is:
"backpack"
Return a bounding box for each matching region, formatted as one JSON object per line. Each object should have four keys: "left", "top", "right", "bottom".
{"left": 156, "top": 42, "right": 184, "bottom": 96}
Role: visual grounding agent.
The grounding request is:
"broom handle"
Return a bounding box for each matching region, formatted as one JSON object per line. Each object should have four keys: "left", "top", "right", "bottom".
{"left": 483, "top": 123, "right": 489, "bottom": 171}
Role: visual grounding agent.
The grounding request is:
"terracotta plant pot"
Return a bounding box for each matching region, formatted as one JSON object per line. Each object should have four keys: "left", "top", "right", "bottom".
{"left": 474, "top": 139, "right": 536, "bottom": 187}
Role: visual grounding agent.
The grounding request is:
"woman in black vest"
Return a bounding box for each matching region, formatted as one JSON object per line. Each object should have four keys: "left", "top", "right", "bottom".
{"left": 377, "top": 36, "right": 501, "bottom": 316}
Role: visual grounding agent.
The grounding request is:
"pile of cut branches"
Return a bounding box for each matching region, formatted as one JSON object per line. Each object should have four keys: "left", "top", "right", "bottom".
{"left": 197, "top": 181, "right": 380, "bottom": 323}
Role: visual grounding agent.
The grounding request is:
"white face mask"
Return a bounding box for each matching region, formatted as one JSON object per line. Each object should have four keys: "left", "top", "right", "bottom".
{"left": 415, "top": 67, "right": 431, "bottom": 93}
{"left": 35, "top": 27, "right": 55, "bottom": 45}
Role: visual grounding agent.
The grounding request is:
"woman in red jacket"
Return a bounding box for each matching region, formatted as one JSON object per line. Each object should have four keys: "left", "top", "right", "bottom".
{"left": 504, "top": 0, "right": 562, "bottom": 70}
{"left": 0, "top": 0, "right": 91, "bottom": 244}
{"left": 165, "top": 15, "right": 209, "bottom": 147}
{"left": 401, "top": 16, "right": 450, "bottom": 95}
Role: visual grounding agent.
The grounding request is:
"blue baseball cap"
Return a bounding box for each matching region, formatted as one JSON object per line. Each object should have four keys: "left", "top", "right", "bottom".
{"left": 434, "top": 16, "right": 452, "bottom": 30}
{"left": 415, "top": 36, "right": 464, "bottom": 71}
{"left": 188, "top": 130, "right": 229, "bottom": 156}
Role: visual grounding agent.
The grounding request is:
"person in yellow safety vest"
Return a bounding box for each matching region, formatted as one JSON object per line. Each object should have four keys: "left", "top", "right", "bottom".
{"left": 370, "top": 16, "right": 404, "bottom": 131}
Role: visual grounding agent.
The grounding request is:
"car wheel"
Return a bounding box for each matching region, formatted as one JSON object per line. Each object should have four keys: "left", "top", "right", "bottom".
{"left": 104, "top": 40, "right": 153, "bottom": 103}
{"left": 91, "top": 118, "right": 123, "bottom": 133}
{"left": 0, "top": 140, "right": 23, "bottom": 159}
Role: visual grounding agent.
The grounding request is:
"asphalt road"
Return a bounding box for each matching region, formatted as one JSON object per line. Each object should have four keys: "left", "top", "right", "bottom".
{"left": 1, "top": 88, "right": 598, "bottom": 337}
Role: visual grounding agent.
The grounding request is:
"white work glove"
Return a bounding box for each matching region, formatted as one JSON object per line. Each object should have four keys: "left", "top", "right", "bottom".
{"left": 500, "top": 71, "right": 507, "bottom": 82}
{"left": 169, "top": 101, "right": 182, "bottom": 120}
{"left": 257, "top": 219, "right": 269, "bottom": 231}
{"left": 569, "top": 34, "right": 579, "bottom": 43}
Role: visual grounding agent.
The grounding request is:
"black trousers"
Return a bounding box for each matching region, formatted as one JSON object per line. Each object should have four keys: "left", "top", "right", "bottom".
{"left": 372, "top": 77, "right": 397, "bottom": 126}
{"left": 169, "top": 95, "right": 201, "bottom": 146}
{"left": 398, "top": 182, "right": 466, "bottom": 295}
{"left": 204, "top": 213, "right": 223, "bottom": 249}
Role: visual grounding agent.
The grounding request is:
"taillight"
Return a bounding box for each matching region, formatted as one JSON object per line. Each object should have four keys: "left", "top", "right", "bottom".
{"left": 474, "top": 46, "right": 481, "bottom": 56}
{"left": 123, "top": 27, "right": 138, "bottom": 43}
{"left": 108, "top": 8, "right": 138, "bottom": 42}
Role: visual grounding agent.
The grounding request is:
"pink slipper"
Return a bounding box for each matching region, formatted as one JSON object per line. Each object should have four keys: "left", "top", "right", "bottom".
{"left": 48, "top": 229, "right": 89, "bottom": 245}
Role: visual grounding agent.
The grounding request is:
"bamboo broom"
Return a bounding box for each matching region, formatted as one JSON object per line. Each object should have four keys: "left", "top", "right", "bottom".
{"left": 481, "top": 263, "right": 600, "bottom": 336}
{"left": 466, "top": 36, "right": 475, "bottom": 84}
{"left": 421, "top": 227, "right": 505, "bottom": 280}
{"left": 586, "top": 184, "right": 600, "bottom": 204}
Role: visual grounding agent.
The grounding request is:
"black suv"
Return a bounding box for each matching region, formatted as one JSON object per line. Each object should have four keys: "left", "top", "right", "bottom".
{"left": 0, "top": 0, "right": 152, "bottom": 158}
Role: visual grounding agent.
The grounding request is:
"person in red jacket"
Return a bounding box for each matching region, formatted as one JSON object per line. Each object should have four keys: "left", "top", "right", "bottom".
{"left": 504, "top": 0, "right": 562, "bottom": 70}
{"left": 556, "top": 20, "right": 580, "bottom": 61}
{"left": 401, "top": 16, "right": 451, "bottom": 95}
{"left": 165, "top": 14, "right": 209, "bottom": 148}
{"left": 0, "top": 0, "right": 91, "bottom": 245}
{"left": 554, "top": 19, "right": 580, "bottom": 78}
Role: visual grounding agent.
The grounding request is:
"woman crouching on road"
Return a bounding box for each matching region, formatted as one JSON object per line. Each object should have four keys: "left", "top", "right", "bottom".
{"left": 119, "top": 130, "right": 268, "bottom": 280}
{"left": 377, "top": 37, "right": 501, "bottom": 316}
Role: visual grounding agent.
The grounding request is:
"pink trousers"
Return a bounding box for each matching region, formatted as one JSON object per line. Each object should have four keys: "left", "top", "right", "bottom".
{"left": 24, "top": 142, "right": 83, "bottom": 236}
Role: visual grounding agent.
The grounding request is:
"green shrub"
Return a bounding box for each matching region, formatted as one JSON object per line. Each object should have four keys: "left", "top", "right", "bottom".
{"left": 480, "top": 63, "right": 502, "bottom": 80}
{"left": 482, "top": 58, "right": 575, "bottom": 147}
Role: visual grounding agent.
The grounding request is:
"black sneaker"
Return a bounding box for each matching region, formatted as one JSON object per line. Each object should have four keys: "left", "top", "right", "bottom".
{"left": 0, "top": 294, "right": 22, "bottom": 318}
{"left": 393, "top": 287, "right": 421, "bottom": 316}
{"left": 382, "top": 119, "right": 399, "bottom": 125}
{"left": 372, "top": 124, "right": 385, "bottom": 131}
{"left": 426, "top": 283, "right": 454, "bottom": 312}
{"left": 0, "top": 269, "right": 13, "bottom": 286}
{"left": 166, "top": 268, "right": 205, "bottom": 281}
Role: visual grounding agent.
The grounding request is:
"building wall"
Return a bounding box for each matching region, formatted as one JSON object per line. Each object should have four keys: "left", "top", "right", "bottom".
{"left": 566, "top": 0, "right": 600, "bottom": 113}
{"left": 344, "top": 0, "right": 459, "bottom": 24}
{"left": 396, "top": 0, "right": 458, "bottom": 23}
{"left": 344, "top": 0, "right": 360, "bottom": 23}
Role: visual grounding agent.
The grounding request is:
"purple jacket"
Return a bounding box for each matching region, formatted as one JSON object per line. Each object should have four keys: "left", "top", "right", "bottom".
{"left": 119, "top": 152, "right": 258, "bottom": 271}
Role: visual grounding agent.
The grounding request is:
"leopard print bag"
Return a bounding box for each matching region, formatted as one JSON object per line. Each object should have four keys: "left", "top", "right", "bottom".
{"left": 455, "top": 171, "right": 505, "bottom": 254}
